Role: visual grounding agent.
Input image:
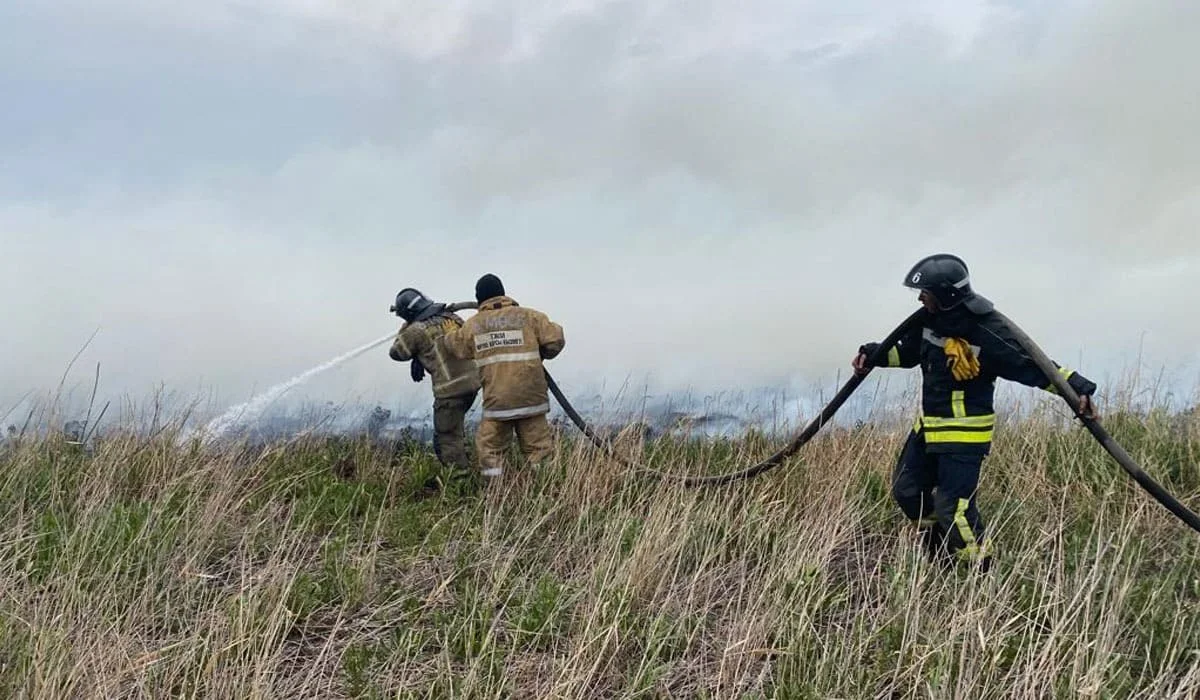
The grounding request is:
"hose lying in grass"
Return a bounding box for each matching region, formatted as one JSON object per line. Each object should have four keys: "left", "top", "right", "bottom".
{"left": 545, "top": 310, "right": 1200, "bottom": 532}
{"left": 545, "top": 309, "right": 927, "bottom": 487}
{"left": 447, "top": 297, "right": 1200, "bottom": 530}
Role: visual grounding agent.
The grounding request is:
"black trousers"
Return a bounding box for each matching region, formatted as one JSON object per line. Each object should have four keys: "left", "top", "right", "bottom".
{"left": 891, "top": 431, "right": 990, "bottom": 564}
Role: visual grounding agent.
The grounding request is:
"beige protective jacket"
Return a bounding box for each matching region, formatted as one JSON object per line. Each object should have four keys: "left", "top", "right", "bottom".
{"left": 390, "top": 312, "right": 481, "bottom": 399}
{"left": 444, "top": 296, "right": 565, "bottom": 420}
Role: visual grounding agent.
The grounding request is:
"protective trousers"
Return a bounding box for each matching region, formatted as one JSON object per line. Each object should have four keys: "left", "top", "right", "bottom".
{"left": 432, "top": 391, "right": 477, "bottom": 477}
{"left": 475, "top": 414, "right": 554, "bottom": 478}
{"left": 891, "top": 432, "right": 991, "bottom": 566}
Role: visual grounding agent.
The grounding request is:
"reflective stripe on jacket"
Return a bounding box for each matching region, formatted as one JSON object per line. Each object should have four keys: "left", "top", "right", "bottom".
{"left": 862, "top": 309, "right": 1096, "bottom": 453}
{"left": 390, "top": 313, "right": 481, "bottom": 399}
{"left": 444, "top": 296, "right": 565, "bottom": 420}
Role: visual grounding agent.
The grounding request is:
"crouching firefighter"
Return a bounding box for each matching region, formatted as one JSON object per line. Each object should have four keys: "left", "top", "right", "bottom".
{"left": 444, "top": 274, "right": 565, "bottom": 482}
{"left": 853, "top": 254, "right": 1098, "bottom": 571}
{"left": 389, "top": 288, "right": 482, "bottom": 489}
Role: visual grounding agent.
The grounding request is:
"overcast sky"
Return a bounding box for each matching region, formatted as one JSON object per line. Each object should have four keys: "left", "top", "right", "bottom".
{"left": 2, "top": 0, "right": 1198, "bottom": 416}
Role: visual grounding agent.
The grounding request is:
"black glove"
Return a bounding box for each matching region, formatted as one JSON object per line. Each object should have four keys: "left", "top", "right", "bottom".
{"left": 1068, "top": 372, "right": 1097, "bottom": 397}
{"left": 859, "top": 343, "right": 881, "bottom": 366}
{"left": 410, "top": 358, "right": 426, "bottom": 383}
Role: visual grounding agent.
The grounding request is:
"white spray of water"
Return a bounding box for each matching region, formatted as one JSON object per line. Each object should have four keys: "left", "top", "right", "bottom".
{"left": 185, "top": 332, "right": 395, "bottom": 445}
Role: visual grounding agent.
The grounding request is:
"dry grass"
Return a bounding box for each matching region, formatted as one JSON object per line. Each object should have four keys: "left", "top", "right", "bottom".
{"left": 0, "top": 405, "right": 1197, "bottom": 699}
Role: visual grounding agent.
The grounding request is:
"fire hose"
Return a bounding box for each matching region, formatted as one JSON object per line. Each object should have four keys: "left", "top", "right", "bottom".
{"left": 547, "top": 310, "right": 926, "bottom": 487}
{"left": 449, "top": 301, "right": 1200, "bottom": 532}
{"left": 993, "top": 312, "right": 1200, "bottom": 533}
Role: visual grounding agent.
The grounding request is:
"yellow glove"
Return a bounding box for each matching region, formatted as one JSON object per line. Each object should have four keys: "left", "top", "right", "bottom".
{"left": 944, "top": 337, "right": 981, "bottom": 381}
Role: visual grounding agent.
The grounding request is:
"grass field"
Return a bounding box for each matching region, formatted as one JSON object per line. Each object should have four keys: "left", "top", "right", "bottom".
{"left": 0, "top": 402, "right": 1197, "bottom": 698}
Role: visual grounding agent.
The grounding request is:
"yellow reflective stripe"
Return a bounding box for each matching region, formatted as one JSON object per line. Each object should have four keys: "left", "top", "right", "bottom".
{"left": 924, "top": 430, "right": 993, "bottom": 444}
{"left": 1044, "top": 367, "right": 1075, "bottom": 394}
{"left": 431, "top": 340, "right": 450, "bottom": 380}
{"left": 957, "top": 538, "right": 992, "bottom": 562}
{"left": 953, "top": 498, "right": 980, "bottom": 561}
{"left": 887, "top": 347, "right": 901, "bottom": 367}
{"left": 913, "top": 415, "right": 923, "bottom": 433}
{"left": 951, "top": 390, "right": 966, "bottom": 418}
{"left": 921, "top": 414, "right": 995, "bottom": 428}
{"left": 394, "top": 332, "right": 413, "bottom": 359}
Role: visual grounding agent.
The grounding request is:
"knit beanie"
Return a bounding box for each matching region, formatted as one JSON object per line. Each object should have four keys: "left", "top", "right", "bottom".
{"left": 475, "top": 273, "right": 505, "bottom": 303}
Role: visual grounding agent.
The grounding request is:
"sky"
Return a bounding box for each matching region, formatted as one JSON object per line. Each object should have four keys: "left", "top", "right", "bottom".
{"left": 2, "top": 0, "right": 1199, "bottom": 420}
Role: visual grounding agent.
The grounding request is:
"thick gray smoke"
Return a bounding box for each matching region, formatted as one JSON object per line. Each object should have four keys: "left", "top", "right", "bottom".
{"left": 1, "top": 0, "right": 1197, "bottom": 416}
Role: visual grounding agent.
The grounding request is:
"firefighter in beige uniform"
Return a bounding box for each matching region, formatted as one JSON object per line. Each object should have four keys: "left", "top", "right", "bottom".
{"left": 388, "top": 288, "right": 482, "bottom": 484}
{"left": 444, "top": 274, "right": 565, "bottom": 479}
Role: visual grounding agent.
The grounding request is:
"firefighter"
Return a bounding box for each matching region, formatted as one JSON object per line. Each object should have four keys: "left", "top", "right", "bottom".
{"left": 444, "top": 274, "right": 565, "bottom": 481}
{"left": 852, "top": 254, "right": 1098, "bottom": 571}
{"left": 388, "top": 288, "right": 481, "bottom": 488}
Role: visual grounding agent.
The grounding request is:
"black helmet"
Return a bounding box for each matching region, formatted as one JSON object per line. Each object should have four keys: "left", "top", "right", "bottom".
{"left": 902, "top": 254, "right": 993, "bottom": 314}
{"left": 390, "top": 288, "right": 434, "bottom": 321}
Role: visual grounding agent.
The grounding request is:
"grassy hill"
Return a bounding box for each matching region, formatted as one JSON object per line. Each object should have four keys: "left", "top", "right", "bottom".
{"left": 0, "top": 407, "right": 1197, "bottom": 698}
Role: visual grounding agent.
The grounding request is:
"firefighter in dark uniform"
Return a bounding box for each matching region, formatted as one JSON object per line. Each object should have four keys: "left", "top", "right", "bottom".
{"left": 853, "top": 254, "right": 1098, "bottom": 571}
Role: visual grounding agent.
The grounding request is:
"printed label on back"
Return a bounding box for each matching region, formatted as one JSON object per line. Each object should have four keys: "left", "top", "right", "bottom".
{"left": 475, "top": 330, "right": 525, "bottom": 352}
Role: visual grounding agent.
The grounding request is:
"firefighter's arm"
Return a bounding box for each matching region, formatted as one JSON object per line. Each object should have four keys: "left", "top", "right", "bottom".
{"left": 442, "top": 321, "right": 475, "bottom": 360}
{"left": 855, "top": 326, "right": 921, "bottom": 374}
{"left": 389, "top": 325, "right": 422, "bottom": 362}
{"left": 983, "top": 332, "right": 1098, "bottom": 400}
{"left": 1040, "top": 365, "right": 1098, "bottom": 408}
{"left": 535, "top": 312, "right": 565, "bottom": 360}
{"left": 998, "top": 354, "right": 1099, "bottom": 418}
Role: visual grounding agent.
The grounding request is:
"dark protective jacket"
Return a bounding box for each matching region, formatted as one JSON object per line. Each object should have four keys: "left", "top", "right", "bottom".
{"left": 443, "top": 296, "right": 565, "bottom": 421}
{"left": 390, "top": 311, "right": 482, "bottom": 399}
{"left": 861, "top": 308, "right": 1097, "bottom": 454}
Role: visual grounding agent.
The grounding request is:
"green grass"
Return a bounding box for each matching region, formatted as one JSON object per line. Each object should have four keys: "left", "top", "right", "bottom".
{"left": 0, "top": 408, "right": 1197, "bottom": 698}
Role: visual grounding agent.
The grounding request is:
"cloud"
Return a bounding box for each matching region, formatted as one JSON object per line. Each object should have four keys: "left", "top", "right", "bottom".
{"left": 2, "top": 0, "right": 1198, "bottom": 416}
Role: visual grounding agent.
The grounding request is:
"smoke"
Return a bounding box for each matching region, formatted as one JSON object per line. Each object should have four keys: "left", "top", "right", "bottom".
{"left": 1, "top": 0, "right": 1198, "bottom": 410}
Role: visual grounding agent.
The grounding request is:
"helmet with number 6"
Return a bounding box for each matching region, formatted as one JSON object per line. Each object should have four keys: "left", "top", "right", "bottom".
{"left": 902, "top": 254, "right": 993, "bottom": 314}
